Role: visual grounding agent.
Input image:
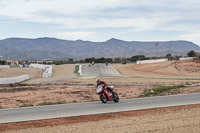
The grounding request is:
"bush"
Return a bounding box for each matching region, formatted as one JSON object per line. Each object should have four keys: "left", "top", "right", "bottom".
{"left": 187, "top": 50, "right": 196, "bottom": 57}
{"left": 142, "top": 85, "right": 185, "bottom": 97}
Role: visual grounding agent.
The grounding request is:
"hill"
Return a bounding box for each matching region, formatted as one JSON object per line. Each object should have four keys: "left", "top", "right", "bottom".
{"left": 0, "top": 37, "right": 200, "bottom": 60}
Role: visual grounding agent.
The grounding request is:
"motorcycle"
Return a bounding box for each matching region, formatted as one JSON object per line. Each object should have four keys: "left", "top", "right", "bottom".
{"left": 97, "top": 85, "right": 119, "bottom": 103}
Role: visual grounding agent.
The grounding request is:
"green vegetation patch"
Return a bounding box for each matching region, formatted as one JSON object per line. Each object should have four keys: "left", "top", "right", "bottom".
{"left": 38, "top": 100, "right": 66, "bottom": 106}
{"left": 141, "top": 85, "right": 185, "bottom": 97}
{"left": 74, "top": 65, "right": 79, "bottom": 73}
{"left": 20, "top": 103, "right": 34, "bottom": 107}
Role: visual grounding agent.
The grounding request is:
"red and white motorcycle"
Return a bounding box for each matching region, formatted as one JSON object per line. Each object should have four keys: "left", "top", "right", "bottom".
{"left": 97, "top": 85, "right": 119, "bottom": 103}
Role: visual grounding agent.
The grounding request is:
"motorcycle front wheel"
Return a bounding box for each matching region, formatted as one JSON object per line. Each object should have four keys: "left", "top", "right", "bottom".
{"left": 100, "top": 93, "right": 107, "bottom": 103}
{"left": 113, "top": 92, "right": 119, "bottom": 102}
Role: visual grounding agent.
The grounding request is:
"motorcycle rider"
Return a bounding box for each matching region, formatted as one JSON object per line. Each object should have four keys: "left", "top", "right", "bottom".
{"left": 96, "top": 78, "right": 113, "bottom": 92}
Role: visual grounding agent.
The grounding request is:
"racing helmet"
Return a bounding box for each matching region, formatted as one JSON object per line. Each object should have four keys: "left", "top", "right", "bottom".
{"left": 96, "top": 78, "right": 101, "bottom": 83}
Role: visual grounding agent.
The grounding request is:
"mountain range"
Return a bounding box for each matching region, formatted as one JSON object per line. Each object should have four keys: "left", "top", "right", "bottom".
{"left": 0, "top": 37, "right": 200, "bottom": 60}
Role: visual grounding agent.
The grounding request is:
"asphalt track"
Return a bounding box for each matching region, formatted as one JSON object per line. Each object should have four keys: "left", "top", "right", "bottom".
{"left": 80, "top": 63, "right": 121, "bottom": 77}
{"left": 0, "top": 93, "right": 200, "bottom": 124}
{"left": 78, "top": 64, "right": 200, "bottom": 80}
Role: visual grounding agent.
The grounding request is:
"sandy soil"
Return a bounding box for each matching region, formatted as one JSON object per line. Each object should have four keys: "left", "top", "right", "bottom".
{"left": 0, "top": 67, "right": 42, "bottom": 79}
{"left": 24, "top": 64, "right": 78, "bottom": 84}
{"left": 114, "top": 60, "right": 200, "bottom": 77}
{"left": 1, "top": 104, "right": 200, "bottom": 133}
{"left": 0, "top": 84, "right": 200, "bottom": 109}
{"left": 0, "top": 84, "right": 152, "bottom": 109}
{"left": 24, "top": 60, "right": 200, "bottom": 85}
{"left": 1, "top": 60, "right": 200, "bottom": 85}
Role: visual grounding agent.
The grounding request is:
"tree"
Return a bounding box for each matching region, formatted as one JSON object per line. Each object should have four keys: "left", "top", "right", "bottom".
{"left": 130, "top": 55, "right": 145, "bottom": 62}
{"left": 113, "top": 57, "right": 122, "bottom": 63}
{"left": 187, "top": 50, "right": 196, "bottom": 57}
{"left": 68, "top": 58, "right": 74, "bottom": 62}
{"left": 85, "top": 57, "right": 95, "bottom": 63}
{"left": 166, "top": 54, "right": 172, "bottom": 61}
{"left": 105, "top": 58, "right": 112, "bottom": 63}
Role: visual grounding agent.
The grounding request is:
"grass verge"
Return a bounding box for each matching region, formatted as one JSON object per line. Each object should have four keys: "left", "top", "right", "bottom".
{"left": 74, "top": 65, "right": 79, "bottom": 73}
{"left": 38, "top": 100, "right": 66, "bottom": 106}
{"left": 20, "top": 103, "right": 34, "bottom": 107}
{"left": 140, "top": 85, "right": 185, "bottom": 97}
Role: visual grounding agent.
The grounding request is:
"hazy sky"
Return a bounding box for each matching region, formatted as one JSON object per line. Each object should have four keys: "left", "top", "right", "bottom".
{"left": 0, "top": 0, "right": 200, "bottom": 45}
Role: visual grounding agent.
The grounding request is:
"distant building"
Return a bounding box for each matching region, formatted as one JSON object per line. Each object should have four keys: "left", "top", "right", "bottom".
{"left": 6, "top": 60, "right": 19, "bottom": 65}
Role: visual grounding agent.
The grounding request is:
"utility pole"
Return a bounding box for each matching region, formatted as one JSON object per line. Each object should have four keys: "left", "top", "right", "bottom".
{"left": 5, "top": 46, "right": 7, "bottom": 61}
{"left": 155, "top": 42, "right": 159, "bottom": 57}
{"left": 24, "top": 52, "right": 27, "bottom": 61}
{"left": 167, "top": 46, "right": 170, "bottom": 55}
{"left": 123, "top": 50, "right": 125, "bottom": 59}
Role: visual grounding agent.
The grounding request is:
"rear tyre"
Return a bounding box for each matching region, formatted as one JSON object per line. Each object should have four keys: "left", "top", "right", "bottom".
{"left": 100, "top": 93, "right": 107, "bottom": 103}
{"left": 113, "top": 92, "right": 119, "bottom": 102}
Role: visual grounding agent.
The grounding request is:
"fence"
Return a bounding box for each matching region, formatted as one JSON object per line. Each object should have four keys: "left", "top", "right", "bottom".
{"left": 0, "top": 75, "right": 29, "bottom": 84}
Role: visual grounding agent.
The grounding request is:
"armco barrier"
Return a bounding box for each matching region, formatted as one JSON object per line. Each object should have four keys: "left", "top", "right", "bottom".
{"left": 0, "top": 75, "right": 29, "bottom": 84}
{"left": 29, "top": 64, "right": 52, "bottom": 78}
{"left": 136, "top": 59, "right": 168, "bottom": 64}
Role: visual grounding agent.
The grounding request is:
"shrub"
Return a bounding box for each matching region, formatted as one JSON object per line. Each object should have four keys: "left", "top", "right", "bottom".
{"left": 142, "top": 85, "right": 185, "bottom": 97}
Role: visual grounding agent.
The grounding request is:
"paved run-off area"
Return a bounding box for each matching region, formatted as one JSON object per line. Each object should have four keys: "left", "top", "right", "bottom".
{"left": 80, "top": 64, "right": 121, "bottom": 77}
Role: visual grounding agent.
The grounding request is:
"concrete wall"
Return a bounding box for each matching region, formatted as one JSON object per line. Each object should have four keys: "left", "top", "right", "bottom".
{"left": 0, "top": 75, "right": 29, "bottom": 84}
{"left": 179, "top": 57, "right": 195, "bottom": 60}
{"left": 29, "top": 64, "right": 52, "bottom": 78}
{"left": 0, "top": 65, "right": 10, "bottom": 68}
{"left": 136, "top": 58, "right": 168, "bottom": 64}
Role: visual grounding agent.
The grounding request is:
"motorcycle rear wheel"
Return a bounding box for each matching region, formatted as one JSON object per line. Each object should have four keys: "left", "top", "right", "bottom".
{"left": 100, "top": 93, "right": 107, "bottom": 103}
{"left": 113, "top": 92, "right": 119, "bottom": 102}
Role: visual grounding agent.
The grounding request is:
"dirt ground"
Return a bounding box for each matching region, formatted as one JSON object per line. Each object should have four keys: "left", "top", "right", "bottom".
{"left": 1, "top": 60, "right": 200, "bottom": 85}
{"left": 0, "top": 84, "right": 152, "bottom": 109}
{"left": 114, "top": 60, "right": 200, "bottom": 77}
{"left": 1, "top": 104, "right": 200, "bottom": 133}
{"left": 0, "top": 84, "right": 200, "bottom": 109}
{"left": 0, "top": 67, "right": 42, "bottom": 79}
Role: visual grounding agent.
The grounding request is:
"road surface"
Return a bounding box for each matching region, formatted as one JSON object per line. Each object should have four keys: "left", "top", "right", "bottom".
{"left": 80, "top": 63, "right": 121, "bottom": 77}
{"left": 0, "top": 93, "right": 200, "bottom": 124}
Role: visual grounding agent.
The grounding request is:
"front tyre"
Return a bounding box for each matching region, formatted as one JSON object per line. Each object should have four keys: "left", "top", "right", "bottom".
{"left": 100, "top": 93, "right": 107, "bottom": 103}
{"left": 113, "top": 92, "right": 119, "bottom": 102}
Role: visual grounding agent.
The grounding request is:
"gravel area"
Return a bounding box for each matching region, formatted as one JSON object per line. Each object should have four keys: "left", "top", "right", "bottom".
{"left": 1, "top": 104, "right": 200, "bottom": 133}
